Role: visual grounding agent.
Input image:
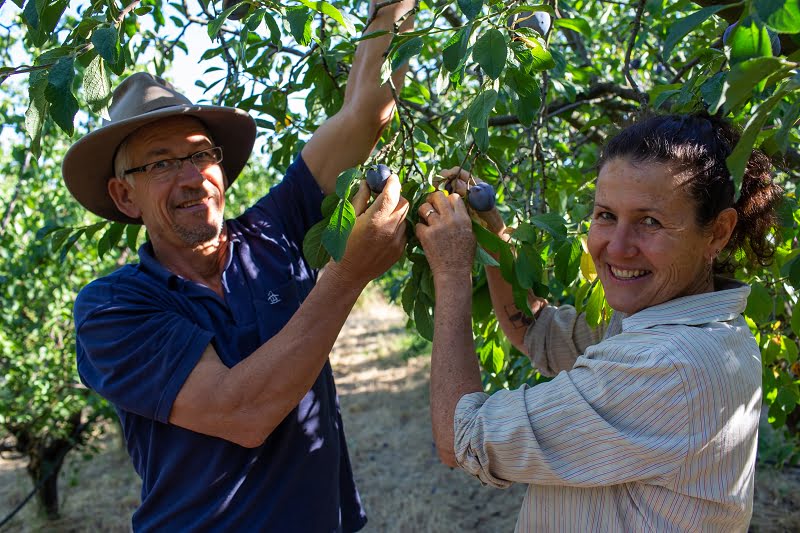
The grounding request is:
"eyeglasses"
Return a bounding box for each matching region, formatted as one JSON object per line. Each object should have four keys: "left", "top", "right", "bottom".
{"left": 123, "top": 146, "right": 224, "bottom": 180}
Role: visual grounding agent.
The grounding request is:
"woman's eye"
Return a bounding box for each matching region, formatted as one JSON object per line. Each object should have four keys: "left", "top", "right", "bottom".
{"left": 595, "top": 211, "right": 614, "bottom": 221}
{"left": 642, "top": 216, "right": 661, "bottom": 227}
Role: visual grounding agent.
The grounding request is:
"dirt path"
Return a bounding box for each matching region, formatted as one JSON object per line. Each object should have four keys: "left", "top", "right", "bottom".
{"left": 1, "top": 293, "right": 798, "bottom": 531}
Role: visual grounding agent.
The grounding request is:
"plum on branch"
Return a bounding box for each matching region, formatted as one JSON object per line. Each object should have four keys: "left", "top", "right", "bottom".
{"left": 366, "top": 164, "right": 392, "bottom": 194}
{"left": 467, "top": 182, "right": 496, "bottom": 212}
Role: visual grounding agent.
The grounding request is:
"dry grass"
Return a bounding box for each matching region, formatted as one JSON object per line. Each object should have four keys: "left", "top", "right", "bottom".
{"left": 1, "top": 288, "right": 798, "bottom": 532}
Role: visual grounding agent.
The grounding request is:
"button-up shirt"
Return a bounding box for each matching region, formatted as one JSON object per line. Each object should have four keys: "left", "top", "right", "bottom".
{"left": 454, "top": 280, "right": 760, "bottom": 532}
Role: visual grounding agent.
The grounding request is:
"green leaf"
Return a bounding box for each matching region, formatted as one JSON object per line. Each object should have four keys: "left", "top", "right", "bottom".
{"left": 515, "top": 245, "right": 542, "bottom": 289}
{"left": 98, "top": 221, "right": 125, "bottom": 258}
{"left": 25, "top": 68, "right": 48, "bottom": 158}
{"left": 208, "top": 2, "right": 241, "bottom": 37}
{"left": 322, "top": 200, "right": 356, "bottom": 261}
{"left": 585, "top": 281, "right": 606, "bottom": 328}
{"left": 125, "top": 224, "right": 141, "bottom": 250}
{"left": 663, "top": 5, "right": 727, "bottom": 59}
{"left": 458, "top": 0, "right": 483, "bottom": 20}
{"left": 554, "top": 238, "right": 582, "bottom": 286}
{"left": 553, "top": 17, "right": 591, "bottom": 37}
{"left": 286, "top": 7, "right": 313, "bottom": 46}
{"left": 467, "top": 89, "right": 498, "bottom": 129}
{"left": 60, "top": 229, "right": 84, "bottom": 261}
{"left": 443, "top": 27, "right": 470, "bottom": 73}
{"left": 745, "top": 282, "right": 773, "bottom": 323}
{"left": 414, "top": 296, "right": 434, "bottom": 341}
{"left": 84, "top": 55, "right": 111, "bottom": 114}
{"left": 297, "top": 0, "right": 355, "bottom": 35}
{"left": 755, "top": 0, "right": 800, "bottom": 33}
{"left": 392, "top": 36, "right": 423, "bottom": 71}
{"left": 44, "top": 57, "right": 78, "bottom": 136}
{"left": 791, "top": 301, "right": 800, "bottom": 338}
{"left": 91, "top": 26, "right": 119, "bottom": 65}
{"left": 473, "top": 126, "right": 489, "bottom": 152}
{"left": 781, "top": 338, "right": 799, "bottom": 364}
{"left": 263, "top": 12, "right": 282, "bottom": 46}
{"left": 302, "top": 219, "right": 331, "bottom": 268}
{"left": 712, "top": 56, "right": 784, "bottom": 114}
{"left": 728, "top": 18, "right": 774, "bottom": 64}
{"left": 516, "top": 30, "right": 555, "bottom": 71}
{"left": 726, "top": 78, "right": 797, "bottom": 194}
{"left": 473, "top": 29, "right": 507, "bottom": 80}
{"left": 529, "top": 212, "right": 567, "bottom": 240}
{"left": 476, "top": 246, "right": 500, "bottom": 267}
{"left": 321, "top": 193, "right": 339, "bottom": 218}
{"left": 335, "top": 169, "right": 358, "bottom": 200}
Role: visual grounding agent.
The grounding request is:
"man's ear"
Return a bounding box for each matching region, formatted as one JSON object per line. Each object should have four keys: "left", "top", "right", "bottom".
{"left": 107, "top": 177, "right": 142, "bottom": 219}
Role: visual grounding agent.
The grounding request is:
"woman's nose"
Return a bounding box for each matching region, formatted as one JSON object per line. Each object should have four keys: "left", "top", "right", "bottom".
{"left": 606, "top": 224, "right": 638, "bottom": 258}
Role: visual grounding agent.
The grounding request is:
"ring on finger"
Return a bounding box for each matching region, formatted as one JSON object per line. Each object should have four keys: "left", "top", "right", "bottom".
{"left": 424, "top": 208, "right": 436, "bottom": 221}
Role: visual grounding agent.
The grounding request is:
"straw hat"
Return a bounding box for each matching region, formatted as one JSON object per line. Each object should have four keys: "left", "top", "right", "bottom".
{"left": 62, "top": 72, "right": 256, "bottom": 224}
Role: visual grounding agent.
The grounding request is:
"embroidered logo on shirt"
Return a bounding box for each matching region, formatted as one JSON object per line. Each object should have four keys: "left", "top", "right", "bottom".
{"left": 267, "top": 290, "right": 281, "bottom": 305}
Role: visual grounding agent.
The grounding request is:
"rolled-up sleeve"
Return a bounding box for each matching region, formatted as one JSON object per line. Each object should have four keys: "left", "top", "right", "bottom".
{"left": 523, "top": 305, "right": 616, "bottom": 376}
{"left": 453, "top": 344, "right": 689, "bottom": 489}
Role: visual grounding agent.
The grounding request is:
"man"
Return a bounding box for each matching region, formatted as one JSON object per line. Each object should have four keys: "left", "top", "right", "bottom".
{"left": 62, "top": 2, "right": 413, "bottom": 530}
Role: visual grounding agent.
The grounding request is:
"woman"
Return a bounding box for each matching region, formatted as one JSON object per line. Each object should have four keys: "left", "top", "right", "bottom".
{"left": 414, "top": 113, "right": 783, "bottom": 532}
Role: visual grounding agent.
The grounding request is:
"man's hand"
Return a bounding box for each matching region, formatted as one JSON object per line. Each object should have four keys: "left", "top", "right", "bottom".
{"left": 328, "top": 175, "right": 409, "bottom": 286}
{"left": 368, "top": 0, "right": 416, "bottom": 23}
{"left": 438, "top": 167, "right": 506, "bottom": 237}
{"left": 302, "top": 1, "right": 415, "bottom": 194}
{"left": 415, "top": 191, "right": 476, "bottom": 279}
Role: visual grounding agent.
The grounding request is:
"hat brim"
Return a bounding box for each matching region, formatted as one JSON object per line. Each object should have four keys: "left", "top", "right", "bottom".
{"left": 62, "top": 105, "right": 256, "bottom": 224}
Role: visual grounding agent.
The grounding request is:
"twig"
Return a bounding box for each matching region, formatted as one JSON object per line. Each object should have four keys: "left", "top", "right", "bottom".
{"left": 623, "top": 0, "right": 647, "bottom": 106}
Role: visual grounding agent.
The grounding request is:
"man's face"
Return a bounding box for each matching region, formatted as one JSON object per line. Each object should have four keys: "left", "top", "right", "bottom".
{"left": 112, "top": 116, "right": 226, "bottom": 248}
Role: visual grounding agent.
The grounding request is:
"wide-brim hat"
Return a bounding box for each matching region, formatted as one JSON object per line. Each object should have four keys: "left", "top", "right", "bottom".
{"left": 62, "top": 72, "right": 256, "bottom": 224}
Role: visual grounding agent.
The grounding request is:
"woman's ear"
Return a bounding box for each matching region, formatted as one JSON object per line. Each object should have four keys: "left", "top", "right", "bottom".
{"left": 709, "top": 207, "right": 738, "bottom": 258}
{"left": 107, "top": 177, "right": 142, "bottom": 220}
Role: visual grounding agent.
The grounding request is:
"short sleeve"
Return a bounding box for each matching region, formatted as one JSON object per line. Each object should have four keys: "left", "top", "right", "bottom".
{"left": 74, "top": 276, "right": 214, "bottom": 423}
{"left": 237, "top": 154, "right": 324, "bottom": 249}
{"left": 453, "top": 344, "right": 689, "bottom": 488}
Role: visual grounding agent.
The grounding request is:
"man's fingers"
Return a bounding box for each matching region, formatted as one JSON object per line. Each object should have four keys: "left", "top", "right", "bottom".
{"left": 351, "top": 180, "right": 370, "bottom": 216}
{"left": 367, "top": 174, "right": 401, "bottom": 217}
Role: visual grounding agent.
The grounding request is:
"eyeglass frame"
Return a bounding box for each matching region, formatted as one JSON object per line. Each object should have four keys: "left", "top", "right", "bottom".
{"left": 122, "top": 146, "right": 224, "bottom": 178}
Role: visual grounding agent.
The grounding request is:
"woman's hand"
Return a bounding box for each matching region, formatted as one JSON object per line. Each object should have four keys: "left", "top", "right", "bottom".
{"left": 415, "top": 191, "right": 476, "bottom": 280}
{"left": 438, "top": 167, "right": 507, "bottom": 238}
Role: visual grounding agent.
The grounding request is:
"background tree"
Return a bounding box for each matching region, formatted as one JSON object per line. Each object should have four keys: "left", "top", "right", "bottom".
{"left": 1, "top": 0, "right": 798, "bottom": 519}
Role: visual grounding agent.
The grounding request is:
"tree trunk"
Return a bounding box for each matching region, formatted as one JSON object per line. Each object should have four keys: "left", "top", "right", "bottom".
{"left": 25, "top": 437, "right": 73, "bottom": 519}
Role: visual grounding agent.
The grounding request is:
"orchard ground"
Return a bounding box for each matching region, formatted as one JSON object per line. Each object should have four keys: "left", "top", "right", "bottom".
{"left": 1, "top": 287, "right": 799, "bottom": 532}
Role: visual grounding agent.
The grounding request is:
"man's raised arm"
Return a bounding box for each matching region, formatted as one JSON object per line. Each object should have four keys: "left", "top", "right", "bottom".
{"left": 302, "top": 0, "right": 415, "bottom": 193}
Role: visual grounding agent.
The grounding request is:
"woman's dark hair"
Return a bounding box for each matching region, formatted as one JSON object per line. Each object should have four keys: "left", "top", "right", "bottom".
{"left": 598, "top": 112, "right": 783, "bottom": 272}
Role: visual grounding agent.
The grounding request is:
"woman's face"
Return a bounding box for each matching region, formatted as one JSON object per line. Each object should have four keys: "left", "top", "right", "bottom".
{"left": 588, "top": 158, "right": 717, "bottom": 315}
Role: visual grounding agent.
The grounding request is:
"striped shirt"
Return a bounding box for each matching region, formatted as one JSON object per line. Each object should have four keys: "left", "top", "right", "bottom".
{"left": 454, "top": 280, "right": 761, "bottom": 532}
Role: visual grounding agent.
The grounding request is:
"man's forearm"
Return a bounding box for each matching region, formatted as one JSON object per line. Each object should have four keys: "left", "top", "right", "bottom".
{"left": 218, "top": 265, "right": 367, "bottom": 444}
{"left": 429, "top": 272, "right": 483, "bottom": 466}
{"left": 302, "top": 3, "right": 414, "bottom": 193}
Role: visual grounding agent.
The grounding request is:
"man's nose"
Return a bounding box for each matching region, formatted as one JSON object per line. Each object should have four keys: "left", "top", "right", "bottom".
{"left": 175, "top": 158, "right": 205, "bottom": 184}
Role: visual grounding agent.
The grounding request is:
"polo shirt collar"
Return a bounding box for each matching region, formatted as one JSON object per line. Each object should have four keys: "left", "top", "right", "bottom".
{"left": 620, "top": 277, "right": 750, "bottom": 332}
{"left": 137, "top": 228, "right": 237, "bottom": 292}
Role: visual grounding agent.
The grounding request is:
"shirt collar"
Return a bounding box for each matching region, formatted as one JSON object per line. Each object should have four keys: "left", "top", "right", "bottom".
{"left": 137, "top": 225, "right": 236, "bottom": 292}
{"left": 620, "top": 277, "right": 751, "bottom": 332}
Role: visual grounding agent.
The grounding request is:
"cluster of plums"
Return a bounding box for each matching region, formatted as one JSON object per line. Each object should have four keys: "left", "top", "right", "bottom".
{"left": 366, "top": 164, "right": 496, "bottom": 212}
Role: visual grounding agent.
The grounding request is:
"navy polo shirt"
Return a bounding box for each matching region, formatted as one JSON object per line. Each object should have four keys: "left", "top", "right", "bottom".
{"left": 74, "top": 156, "right": 367, "bottom": 532}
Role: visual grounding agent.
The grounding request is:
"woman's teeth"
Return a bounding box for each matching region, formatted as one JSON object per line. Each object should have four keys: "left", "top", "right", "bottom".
{"left": 611, "top": 267, "right": 648, "bottom": 279}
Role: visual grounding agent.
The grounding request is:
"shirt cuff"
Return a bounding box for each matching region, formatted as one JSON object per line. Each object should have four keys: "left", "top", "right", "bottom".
{"left": 453, "top": 392, "right": 513, "bottom": 489}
